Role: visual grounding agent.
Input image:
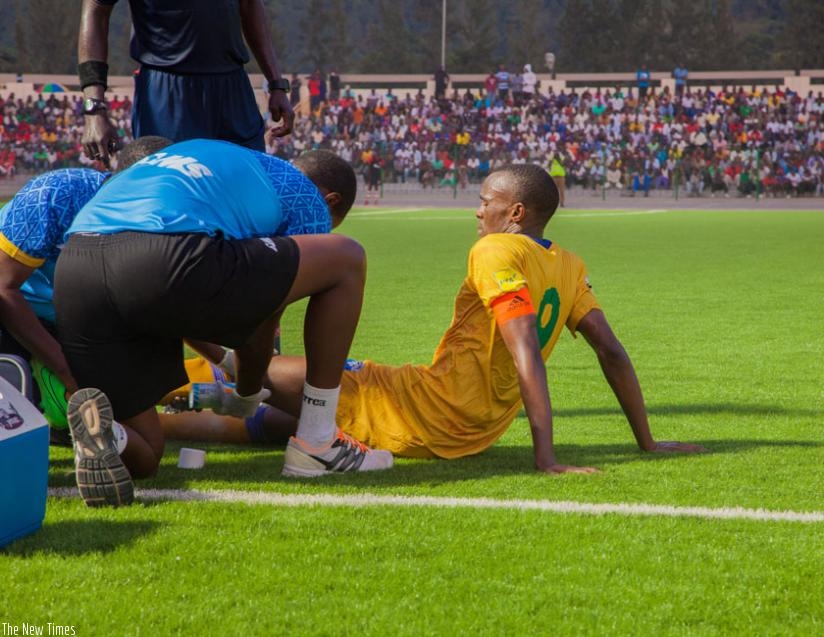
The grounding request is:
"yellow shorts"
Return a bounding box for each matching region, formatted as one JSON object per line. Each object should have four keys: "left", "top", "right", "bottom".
{"left": 338, "top": 363, "right": 436, "bottom": 458}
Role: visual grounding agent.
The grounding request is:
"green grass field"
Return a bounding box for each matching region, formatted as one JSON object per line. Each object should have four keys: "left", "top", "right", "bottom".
{"left": 3, "top": 206, "right": 823, "bottom": 636}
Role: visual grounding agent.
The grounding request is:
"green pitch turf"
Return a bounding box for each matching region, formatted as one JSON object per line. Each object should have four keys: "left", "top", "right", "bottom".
{"left": 3, "top": 206, "right": 823, "bottom": 636}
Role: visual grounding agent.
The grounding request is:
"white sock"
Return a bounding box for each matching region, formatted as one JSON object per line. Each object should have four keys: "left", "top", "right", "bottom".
{"left": 295, "top": 382, "right": 339, "bottom": 447}
{"left": 112, "top": 420, "right": 128, "bottom": 455}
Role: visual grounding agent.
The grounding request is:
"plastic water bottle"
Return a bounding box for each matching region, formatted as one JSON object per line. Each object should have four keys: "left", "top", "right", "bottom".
{"left": 189, "top": 382, "right": 235, "bottom": 411}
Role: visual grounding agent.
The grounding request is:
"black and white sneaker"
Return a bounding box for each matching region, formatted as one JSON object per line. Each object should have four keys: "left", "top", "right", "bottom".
{"left": 67, "top": 388, "right": 134, "bottom": 507}
{"left": 282, "top": 429, "right": 393, "bottom": 477}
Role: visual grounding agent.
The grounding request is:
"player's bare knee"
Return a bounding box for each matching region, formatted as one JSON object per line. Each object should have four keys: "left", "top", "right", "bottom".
{"left": 338, "top": 237, "right": 366, "bottom": 278}
{"left": 125, "top": 449, "right": 161, "bottom": 480}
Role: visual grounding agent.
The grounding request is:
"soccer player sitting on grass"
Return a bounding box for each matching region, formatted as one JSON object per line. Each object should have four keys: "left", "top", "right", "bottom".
{"left": 53, "top": 139, "right": 392, "bottom": 508}
{"left": 182, "top": 164, "right": 705, "bottom": 472}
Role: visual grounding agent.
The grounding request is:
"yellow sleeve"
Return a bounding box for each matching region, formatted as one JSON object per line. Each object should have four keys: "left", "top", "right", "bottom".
{"left": 467, "top": 236, "right": 527, "bottom": 308}
{"left": 0, "top": 232, "right": 45, "bottom": 268}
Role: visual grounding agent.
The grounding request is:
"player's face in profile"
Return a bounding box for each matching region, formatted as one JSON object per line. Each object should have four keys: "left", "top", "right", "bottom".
{"left": 476, "top": 173, "right": 516, "bottom": 237}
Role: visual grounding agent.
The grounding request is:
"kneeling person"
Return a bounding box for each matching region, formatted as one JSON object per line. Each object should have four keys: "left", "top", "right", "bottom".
{"left": 55, "top": 139, "right": 391, "bottom": 507}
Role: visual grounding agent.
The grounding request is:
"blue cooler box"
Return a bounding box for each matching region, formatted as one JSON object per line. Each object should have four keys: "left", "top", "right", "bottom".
{"left": 0, "top": 376, "right": 49, "bottom": 548}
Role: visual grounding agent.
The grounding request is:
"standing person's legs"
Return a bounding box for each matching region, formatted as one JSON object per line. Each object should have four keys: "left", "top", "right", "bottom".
{"left": 553, "top": 176, "right": 566, "bottom": 207}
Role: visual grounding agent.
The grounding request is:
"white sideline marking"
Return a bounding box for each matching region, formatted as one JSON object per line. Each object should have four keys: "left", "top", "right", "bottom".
{"left": 352, "top": 208, "right": 470, "bottom": 220}
{"left": 371, "top": 217, "right": 469, "bottom": 221}
{"left": 352, "top": 207, "right": 428, "bottom": 216}
{"left": 558, "top": 209, "right": 670, "bottom": 218}
{"left": 48, "top": 487, "right": 824, "bottom": 523}
{"left": 351, "top": 208, "right": 672, "bottom": 219}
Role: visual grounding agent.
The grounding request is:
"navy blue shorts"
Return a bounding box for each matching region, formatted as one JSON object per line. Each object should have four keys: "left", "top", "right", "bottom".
{"left": 54, "top": 232, "right": 299, "bottom": 419}
{"left": 133, "top": 66, "right": 265, "bottom": 151}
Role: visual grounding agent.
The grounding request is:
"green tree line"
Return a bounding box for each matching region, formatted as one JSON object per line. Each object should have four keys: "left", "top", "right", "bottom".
{"left": 1, "top": 0, "right": 822, "bottom": 77}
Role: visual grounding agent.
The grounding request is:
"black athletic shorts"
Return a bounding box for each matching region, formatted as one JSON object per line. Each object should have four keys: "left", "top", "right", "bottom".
{"left": 54, "top": 232, "right": 300, "bottom": 420}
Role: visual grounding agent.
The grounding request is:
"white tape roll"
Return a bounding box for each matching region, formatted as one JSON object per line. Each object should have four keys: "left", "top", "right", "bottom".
{"left": 178, "top": 447, "right": 206, "bottom": 469}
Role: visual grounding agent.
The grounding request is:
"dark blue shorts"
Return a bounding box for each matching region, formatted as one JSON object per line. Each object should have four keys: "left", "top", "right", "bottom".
{"left": 133, "top": 66, "right": 265, "bottom": 151}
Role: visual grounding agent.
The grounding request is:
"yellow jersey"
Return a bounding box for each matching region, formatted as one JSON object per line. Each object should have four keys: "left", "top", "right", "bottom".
{"left": 338, "top": 233, "right": 600, "bottom": 458}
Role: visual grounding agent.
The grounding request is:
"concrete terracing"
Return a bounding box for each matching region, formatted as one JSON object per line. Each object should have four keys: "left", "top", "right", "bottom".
{"left": 2, "top": 69, "right": 823, "bottom": 106}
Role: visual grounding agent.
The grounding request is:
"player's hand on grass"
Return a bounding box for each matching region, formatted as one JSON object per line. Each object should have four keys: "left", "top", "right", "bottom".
{"left": 647, "top": 441, "right": 707, "bottom": 453}
{"left": 538, "top": 463, "right": 601, "bottom": 475}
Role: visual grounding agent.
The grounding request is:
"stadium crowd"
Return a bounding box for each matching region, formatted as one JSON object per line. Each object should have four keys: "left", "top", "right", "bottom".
{"left": 2, "top": 81, "right": 823, "bottom": 198}
{"left": 0, "top": 91, "right": 132, "bottom": 175}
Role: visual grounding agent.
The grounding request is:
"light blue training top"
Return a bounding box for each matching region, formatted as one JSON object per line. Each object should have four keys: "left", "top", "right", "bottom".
{"left": 68, "top": 139, "right": 331, "bottom": 239}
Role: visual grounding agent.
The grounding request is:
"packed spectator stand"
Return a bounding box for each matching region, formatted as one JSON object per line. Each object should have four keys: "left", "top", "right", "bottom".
{"left": 2, "top": 73, "right": 823, "bottom": 200}
{"left": 0, "top": 90, "right": 132, "bottom": 176}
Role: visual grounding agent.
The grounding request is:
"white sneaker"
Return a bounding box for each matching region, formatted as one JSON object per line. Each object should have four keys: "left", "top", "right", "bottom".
{"left": 282, "top": 429, "right": 394, "bottom": 477}
{"left": 67, "top": 388, "right": 134, "bottom": 507}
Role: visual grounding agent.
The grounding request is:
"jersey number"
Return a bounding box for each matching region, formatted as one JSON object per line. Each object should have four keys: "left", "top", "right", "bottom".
{"left": 536, "top": 287, "right": 560, "bottom": 348}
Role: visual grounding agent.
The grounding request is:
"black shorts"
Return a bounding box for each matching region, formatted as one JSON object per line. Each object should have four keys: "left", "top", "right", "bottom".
{"left": 54, "top": 232, "right": 300, "bottom": 420}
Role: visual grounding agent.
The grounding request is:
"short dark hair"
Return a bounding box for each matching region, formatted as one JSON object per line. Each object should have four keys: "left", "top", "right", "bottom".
{"left": 490, "top": 163, "right": 559, "bottom": 225}
{"left": 292, "top": 150, "right": 357, "bottom": 220}
{"left": 115, "top": 135, "right": 173, "bottom": 173}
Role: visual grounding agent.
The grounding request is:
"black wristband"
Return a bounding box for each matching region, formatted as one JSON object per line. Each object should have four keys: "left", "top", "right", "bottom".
{"left": 267, "top": 78, "right": 290, "bottom": 93}
{"left": 78, "top": 60, "right": 109, "bottom": 90}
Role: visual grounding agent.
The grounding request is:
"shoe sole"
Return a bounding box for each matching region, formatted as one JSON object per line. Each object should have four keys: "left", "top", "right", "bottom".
{"left": 282, "top": 462, "right": 387, "bottom": 478}
{"left": 281, "top": 464, "right": 328, "bottom": 478}
{"left": 68, "top": 388, "right": 134, "bottom": 507}
{"left": 281, "top": 442, "right": 331, "bottom": 477}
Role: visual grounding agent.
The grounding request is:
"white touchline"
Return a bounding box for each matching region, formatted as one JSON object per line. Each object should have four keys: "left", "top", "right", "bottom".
{"left": 365, "top": 216, "right": 470, "bottom": 221}
{"left": 352, "top": 209, "right": 672, "bottom": 219}
{"left": 558, "top": 209, "right": 669, "bottom": 218}
{"left": 352, "top": 207, "right": 427, "bottom": 216}
{"left": 48, "top": 487, "right": 824, "bottom": 523}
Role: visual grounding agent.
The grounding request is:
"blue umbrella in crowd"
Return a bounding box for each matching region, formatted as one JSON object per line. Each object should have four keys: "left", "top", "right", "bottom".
{"left": 36, "top": 82, "right": 68, "bottom": 93}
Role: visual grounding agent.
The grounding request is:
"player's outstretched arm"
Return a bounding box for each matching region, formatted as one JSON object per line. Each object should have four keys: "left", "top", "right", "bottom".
{"left": 576, "top": 309, "right": 706, "bottom": 454}
{"left": 497, "top": 312, "right": 599, "bottom": 474}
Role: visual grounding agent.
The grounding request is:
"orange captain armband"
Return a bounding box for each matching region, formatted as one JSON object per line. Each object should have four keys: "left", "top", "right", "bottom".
{"left": 490, "top": 288, "right": 536, "bottom": 325}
